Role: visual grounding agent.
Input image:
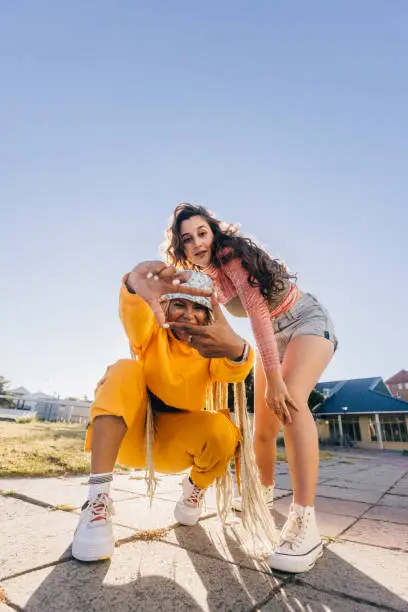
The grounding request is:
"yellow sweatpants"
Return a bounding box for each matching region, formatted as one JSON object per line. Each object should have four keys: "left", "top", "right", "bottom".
{"left": 85, "top": 359, "right": 240, "bottom": 489}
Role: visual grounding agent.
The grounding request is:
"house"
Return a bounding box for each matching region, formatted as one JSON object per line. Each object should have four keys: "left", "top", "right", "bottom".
{"left": 386, "top": 370, "right": 408, "bottom": 402}
{"left": 0, "top": 388, "right": 91, "bottom": 424}
{"left": 314, "top": 377, "right": 408, "bottom": 451}
{"left": 9, "top": 387, "right": 56, "bottom": 411}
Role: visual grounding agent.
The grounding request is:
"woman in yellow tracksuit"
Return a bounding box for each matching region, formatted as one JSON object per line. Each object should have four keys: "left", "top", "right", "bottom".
{"left": 72, "top": 261, "right": 254, "bottom": 562}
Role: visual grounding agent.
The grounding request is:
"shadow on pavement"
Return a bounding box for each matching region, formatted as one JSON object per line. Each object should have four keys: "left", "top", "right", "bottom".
{"left": 22, "top": 549, "right": 203, "bottom": 612}
{"left": 17, "top": 510, "right": 408, "bottom": 612}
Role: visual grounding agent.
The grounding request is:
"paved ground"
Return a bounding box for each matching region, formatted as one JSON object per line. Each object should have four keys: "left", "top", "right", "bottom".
{"left": 1, "top": 450, "right": 407, "bottom": 611}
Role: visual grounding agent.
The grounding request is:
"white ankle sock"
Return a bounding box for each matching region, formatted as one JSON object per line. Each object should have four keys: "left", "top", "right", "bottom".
{"left": 88, "top": 472, "right": 113, "bottom": 499}
{"left": 292, "top": 503, "right": 315, "bottom": 516}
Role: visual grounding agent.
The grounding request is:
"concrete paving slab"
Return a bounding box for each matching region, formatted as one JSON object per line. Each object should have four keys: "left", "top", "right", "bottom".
{"left": 112, "top": 496, "right": 217, "bottom": 531}
{"left": 112, "top": 473, "right": 190, "bottom": 498}
{"left": 262, "top": 583, "right": 380, "bottom": 611}
{"left": 323, "top": 479, "right": 389, "bottom": 492}
{"left": 300, "top": 541, "right": 408, "bottom": 611}
{"left": 155, "top": 483, "right": 218, "bottom": 507}
{"left": 272, "top": 488, "right": 291, "bottom": 500}
{"left": 162, "top": 515, "right": 277, "bottom": 571}
{"left": 0, "top": 477, "right": 136, "bottom": 509}
{"left": 315, "top": 496, "right": 370, "bottom": 518}
{"left": 318, "top": 466, "right": 369, "bottom": 478}
{"left": 0, "top": 496, "right": 134, "bottom": 581}
{"left": 3, "top": 539, "right": 281, "bottom": 612}
{"left": 342, "top": 518, "right": 408, "bottom": 551}
{"left": 380, "top": 494, "right": 408, "bottom": 508}
{"left": 315, "top": 484, "right": 382, "bottom": 504}
{"left": 389, "top": 486, "right": 408, "bottom": 496}
{"left": 273, "top": 474, "right": 292, "bottom": 489}
{"left": 364, "top": 504, "right": 408, "bottom": 524}
{"left": 316, "top": 513, "right": 356, "bottom": 539}
{"left": 275, "top": 464, "right": 289, "bottom": 474}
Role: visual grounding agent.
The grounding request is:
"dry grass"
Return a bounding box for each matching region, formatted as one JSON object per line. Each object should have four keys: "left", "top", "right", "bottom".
{"left": 0, "top": 421, "right": 131, "bottom": 479}
{"left": 116, "top": 528, "right": 171, "bottom": 547}
{"left": 0, "top": 586, "right": 7, "bottom": 604}
{"left": 0, "top": 421, "right": 131, "bottom": 478}
{"left": 0, "top": 421, "right": 91, "bottom": 477}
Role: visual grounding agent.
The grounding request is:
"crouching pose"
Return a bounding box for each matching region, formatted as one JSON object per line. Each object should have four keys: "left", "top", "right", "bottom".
{"left": 72, "top": 261, "right": 274, "bottom": 563}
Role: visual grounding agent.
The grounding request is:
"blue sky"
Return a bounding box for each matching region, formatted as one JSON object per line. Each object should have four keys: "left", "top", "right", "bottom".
{"left": 1, "top": 1, "right": 407, "bottom": 398}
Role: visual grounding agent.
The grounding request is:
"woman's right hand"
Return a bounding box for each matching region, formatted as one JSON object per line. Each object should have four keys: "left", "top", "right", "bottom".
{"left": 126, "top": 261, "right": 212, "bottom": 327}
{"left": 265, "top": 369, "right": 298, "bottom": 425}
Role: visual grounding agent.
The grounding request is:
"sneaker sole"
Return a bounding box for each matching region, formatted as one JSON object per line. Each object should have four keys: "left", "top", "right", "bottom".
{"left": 72, "top": 539, "right": 115, "bottom": 563}
{"left": 268, "top": 543, "right": 323, "bottom": 574}
{"left": 174, "top": 504, "right": 201, "bottom": 526}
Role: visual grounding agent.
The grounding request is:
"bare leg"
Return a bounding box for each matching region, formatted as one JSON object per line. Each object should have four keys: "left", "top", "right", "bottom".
{"left": 91, "top": 415, "right": 127, "bottom": 474}
{"left": 281, "top": 335, "right": 334, "bottom": 506}
{"left": 253, "top": 358, "right": 282, "bottom": 487}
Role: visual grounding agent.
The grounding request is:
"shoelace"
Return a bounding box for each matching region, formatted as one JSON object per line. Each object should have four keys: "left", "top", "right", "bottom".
{"left": 88, "top": 493, "right": 113, "bottom": 523}
{"left": 280, "top": 512, "right": 304, "bottom": 547}
{"left": 261, "top": 485, "right": 274, "bottom": 508}
{"left": 187, "top": 484, "right": 205, "bottom": 507}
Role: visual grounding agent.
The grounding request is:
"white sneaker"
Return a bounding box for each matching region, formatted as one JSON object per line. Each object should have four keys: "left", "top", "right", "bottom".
{"left": 174, "top": 476, "right": 206, "bottom": 526}
{"left": 232, "top": 484, "right": 274, "bottom": 512}
{"left": 72, "top": 493, "right": 115, "bottom": 562}
{"left": 268, "top": 503, "right": 323, "bottom": 573}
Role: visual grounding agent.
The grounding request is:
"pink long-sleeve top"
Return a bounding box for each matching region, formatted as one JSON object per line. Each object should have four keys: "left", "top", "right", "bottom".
{"left": 204, "top": 257, "right": 296, "bottom": 372}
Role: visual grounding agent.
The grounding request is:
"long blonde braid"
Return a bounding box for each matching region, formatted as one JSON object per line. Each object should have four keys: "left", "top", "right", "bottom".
{"left": 232, "top": 381, "right": 278, "bottom": 546}
{"left": 207, "top": 380, "right": 278, "bottom": 547}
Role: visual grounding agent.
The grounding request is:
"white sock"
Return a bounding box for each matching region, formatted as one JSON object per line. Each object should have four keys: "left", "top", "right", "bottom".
{"left": 292, "top": 503, "right": 314, "bottom": 517}
{"left": 88, "top": 472, "right": 113, "bottom": 500}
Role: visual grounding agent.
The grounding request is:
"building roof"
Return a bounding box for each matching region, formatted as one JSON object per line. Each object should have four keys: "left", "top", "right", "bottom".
{"left": 386, "top": 370, "right": 408, "bottom": 385}
{"left": 315, "top": 377, "right": 408, "bottom": 416}
{"left": 10, "top": 386, "right": 31, "bottom": 396}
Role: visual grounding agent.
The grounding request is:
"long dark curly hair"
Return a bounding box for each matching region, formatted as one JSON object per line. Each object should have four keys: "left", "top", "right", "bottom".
{"left": 163, "top": 203, "right": 296, "bottom": 302}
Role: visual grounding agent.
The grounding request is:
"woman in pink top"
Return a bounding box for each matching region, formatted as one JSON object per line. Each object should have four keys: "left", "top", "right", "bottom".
{"left": 163, "top": 203, "right": 337, "bottom": 574}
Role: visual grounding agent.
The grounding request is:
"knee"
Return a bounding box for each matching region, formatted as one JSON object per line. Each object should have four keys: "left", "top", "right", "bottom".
{"left": 254, "top": 428, "right": 279, "bottom": 445}
{"left": 96, "top": 359, "right": 144, "bottom": 390}
{"left": 253, "top": 414, "right": 281, "bottom": 443}
{"left": 206, "top": 413, "right": 239, "bottom": 458}
{"left": 112, "top": 358, "right": 143, "bottom": 380}
{"left": 92, "top": 359, "right": 146, "bottom": 421}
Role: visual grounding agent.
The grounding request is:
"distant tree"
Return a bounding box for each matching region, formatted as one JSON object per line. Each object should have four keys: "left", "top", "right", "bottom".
{"left": 308, "top": 389, "right": 324, "bottom": 412}
{"left": 228, "top": 368, "right": 255, "bottom": 413}
{"left": 0, "top": 377, "right": 15, "bottom": 408}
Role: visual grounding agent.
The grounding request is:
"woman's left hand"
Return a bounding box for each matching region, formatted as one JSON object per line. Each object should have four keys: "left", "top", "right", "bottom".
{"left": 126, "top": 261, "right": 211, "bottom": 327}
{"left": 265, "top": 371, "right": 298, "bottom": 425}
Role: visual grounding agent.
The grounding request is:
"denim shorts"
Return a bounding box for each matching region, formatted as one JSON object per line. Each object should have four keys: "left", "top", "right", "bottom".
{"left": 272, "top": 292, "right": 338, "bottom": 362}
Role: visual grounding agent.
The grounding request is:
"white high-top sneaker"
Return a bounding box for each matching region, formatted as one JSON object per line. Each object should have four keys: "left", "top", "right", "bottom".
{"left": 72, "top": 493, "right": 115, "bottom": 562}
{"left": 268, "top": 503, "right": 323, "bottom": 573}
{"left": 174, "top": 476, "right": 206, "bottom": 526}
{"left": 232, "top": 484, "right": 274, "bottom": 512}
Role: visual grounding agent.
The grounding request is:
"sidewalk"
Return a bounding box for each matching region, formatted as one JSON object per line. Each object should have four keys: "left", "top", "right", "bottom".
{"left": 1, "top": 452, "right": 407, "bottom": 611}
